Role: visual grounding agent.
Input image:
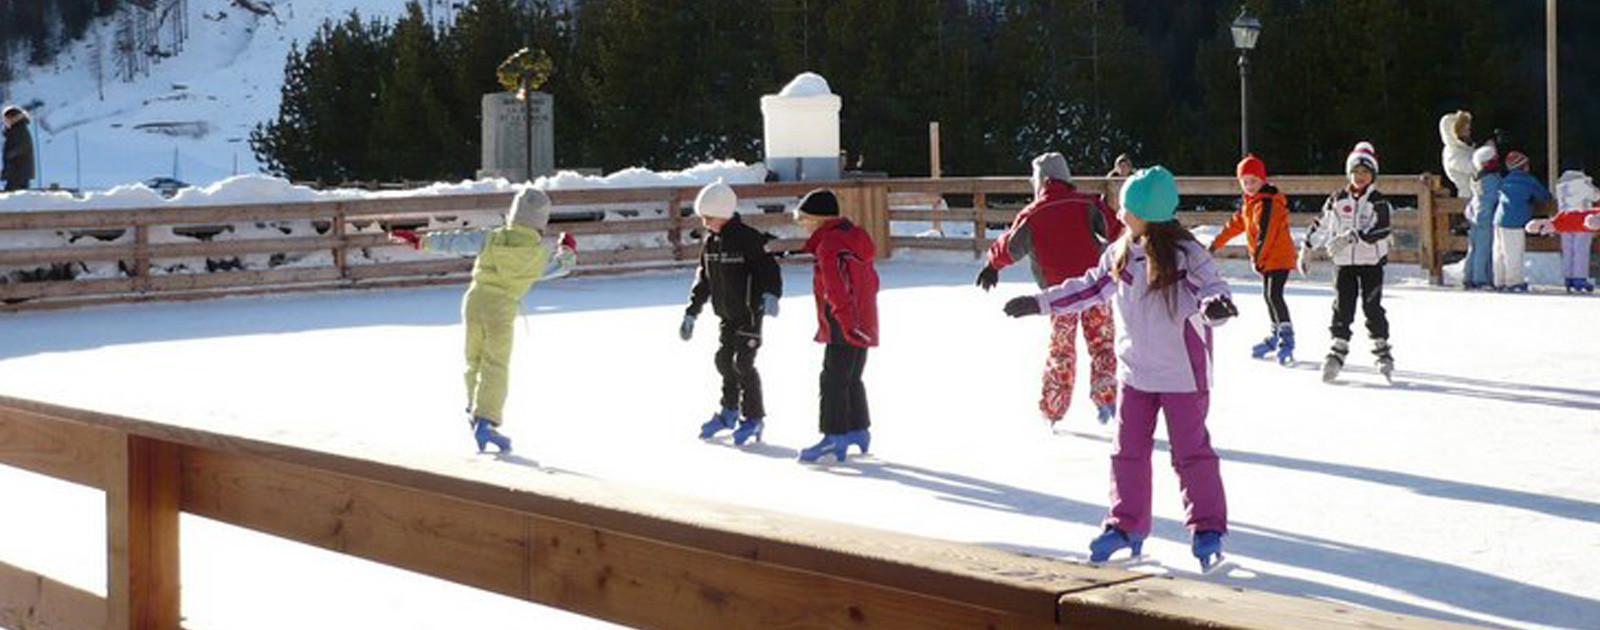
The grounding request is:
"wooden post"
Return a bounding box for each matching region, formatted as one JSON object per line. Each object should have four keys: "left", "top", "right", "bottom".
{"left": 333, "top": 203, "right": 349, "bottom": 281}
{"left": 133, "top": 224, "right": 151, "bottom": 293}
{"left": 972, "top": 186, "right": 988, "bottom": 259}
{"left": 929, "top": 122, "right": 943, "bottom": 234}
{"left": 1418, "top": 177, "right": 1441, "bottom": 286}
{"left": 666, "top": 192, "right": 685, "bottom": 262}
{"left": 106, "top": 434, "right": 181, "bottom": 630}
{"left": 1548, "top": 0, "right": 1560, "bottom": 188}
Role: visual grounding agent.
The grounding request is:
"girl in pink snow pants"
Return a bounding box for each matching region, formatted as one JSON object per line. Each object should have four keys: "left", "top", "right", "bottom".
{"left": 1004, "top": 166, "right": 1237, "bottom": 569}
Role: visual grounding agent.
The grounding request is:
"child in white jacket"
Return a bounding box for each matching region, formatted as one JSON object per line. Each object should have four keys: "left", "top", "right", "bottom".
{"left": 1304, "top": 143, "right": 1395, "bottom": 384}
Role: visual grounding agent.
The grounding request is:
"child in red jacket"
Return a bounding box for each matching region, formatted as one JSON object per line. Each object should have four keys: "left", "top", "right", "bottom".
{"left": 793, "top": 189, "right": 880, "bottom": 463}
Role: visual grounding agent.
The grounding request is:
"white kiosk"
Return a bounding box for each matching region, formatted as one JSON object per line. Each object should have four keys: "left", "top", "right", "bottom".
{"left": 760, "top": 73, "right": 842, "bottom": 181}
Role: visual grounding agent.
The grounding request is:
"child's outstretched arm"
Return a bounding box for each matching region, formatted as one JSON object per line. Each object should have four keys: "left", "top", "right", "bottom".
{"left": 419, "top": 229, "right": 490, "bottom": 255}
{"left": 1208, "top": 206, "right": 1247, "bottom": 252}
{"left": 1006, "top": 251, "right": 1115, "bottom": 318}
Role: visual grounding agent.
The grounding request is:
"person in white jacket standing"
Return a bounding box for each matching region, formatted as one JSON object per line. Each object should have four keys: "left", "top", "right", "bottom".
{"left": 1439, "top": 111, "right": 1476, "bottom": 198}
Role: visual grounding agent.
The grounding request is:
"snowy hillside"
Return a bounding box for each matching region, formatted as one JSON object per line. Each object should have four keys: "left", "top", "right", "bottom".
{"left": 1, "top": 0, "right": 420, "bottom": 190}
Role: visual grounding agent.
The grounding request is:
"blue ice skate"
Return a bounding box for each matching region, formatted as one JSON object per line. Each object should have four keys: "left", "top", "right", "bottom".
{"left": 472, "top": 417, "right": 513, "bottom": 454}
{"left": 732, "top": 417, "right": 764, "bottom": 445}
{"left": 698, "top": 408, "right": 738, "bottom": 439}
{"left": 1192, "top": 530, "right": 1225, "bottom": 571}
{"left": 798, "top": 433, "right": 849, "bottom": 463}
{"left": 1088, "top": 526, "right": 1144, "bottom": 563}
{"left": 1249, "top": 332, "right": 1278, "bottom": 359}
{"left": 1275, "top": 324, "right": 1296, "bottom": 365}
{"left": 844, "top": 428, "right": 871, "bottom": 455}
{"left": 1096, "top": 404, "right": 1116, "bottom": 425}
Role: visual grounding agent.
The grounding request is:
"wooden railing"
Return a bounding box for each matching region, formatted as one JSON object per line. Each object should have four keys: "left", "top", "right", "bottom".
{"left": 0, "top": 395, "right": 1486, "bottom": 630}
{"left": 1, "top": 174, "right": 1583, "bottom": 312}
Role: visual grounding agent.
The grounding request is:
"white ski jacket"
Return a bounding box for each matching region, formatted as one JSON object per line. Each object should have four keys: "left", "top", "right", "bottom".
{"left": 1439, "top": 113, "right": 1475, "bottom": 198}
{"left": 1306, "top": 186, "right": 1393, "bottom": 266}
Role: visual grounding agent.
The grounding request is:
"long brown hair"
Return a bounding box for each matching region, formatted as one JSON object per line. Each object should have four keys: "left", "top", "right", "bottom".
{"left": 1112, "top": 220, "right": 1199, "bottom": 314}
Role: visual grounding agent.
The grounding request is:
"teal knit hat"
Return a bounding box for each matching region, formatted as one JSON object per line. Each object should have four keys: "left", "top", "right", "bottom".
{"left": 1119, "top": 166, "right": 1180, "bottom": 222}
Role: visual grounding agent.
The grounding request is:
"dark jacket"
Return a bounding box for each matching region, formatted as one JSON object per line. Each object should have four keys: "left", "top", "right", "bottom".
{"left": 803, "top": 218, "right": 879, "bottom": 347}
{"left": 987, "top": 180, "right": 1122, "bottom": 288}
{"left": 686, "top": 215, "right": 783, "bottom": 328}
{"left": 3, "top": 119, "right": 34, "bottom": 186}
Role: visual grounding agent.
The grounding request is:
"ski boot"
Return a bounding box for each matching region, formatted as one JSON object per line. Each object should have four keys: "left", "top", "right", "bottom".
{"left": 1249, "top": 329, "right": 1279, "bottom": 359}
{"left": 1096, "top": 404, "right": 1116, "bottom": 425}
{"left": 1088, "top": 526, "right": 1144, "bottom": 563}
{"left": 1373, "top": 338, "right": 1395, "bottom": 384}
{"left": 471, "top": 417, "right": 513, "bottom": 454}
{"left": 698, "top": 408, "right": 739, "bottom": 439}
{"left": 1505, "top": 283, "right": 1530, "bottom": 293}
{"left": 1192, "top": 530, "right": 1225, "bottom": 571}
{"left": 798, "top": 433, "right": 850, "bottom": 463}
{"left": 1322, "top": 338, "right": 1349, "bottom": 383}
{"left": 1580, "top": 278, "right": 1596, "bottom": 294}
{"left": 732, "top": 417, "right": 765, "bottom": 445}
{"left": 1567, "top": 278, "right": 1583, "bottom": 294}
{"left": 1274, "top": 323, "right": 1296, "bottom": 365}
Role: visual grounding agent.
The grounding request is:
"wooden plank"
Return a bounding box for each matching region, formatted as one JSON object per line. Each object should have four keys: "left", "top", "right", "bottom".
{"left": 1060, "top": 575, "right": 1486, "bottom": 630}
{"left": 0, "top": 560, "right": 108, "bottom": 630}
{"left": 583, "top": 247, "right": 681, "bottom": 267}
{"left": 0, "top": 276, "right": 138, "bottom": 301}
{"left": 145, "top": 268, "right": 344, "bottom": 293}
{"left": 890, "top": 237, "right": 984, "bottom": 252}
{"left": 134, "top": 224, "right": 151, "bottom": 293}
{"left": 180, "top": 447, "right": 531, "bottom": 600}
{"left": 0, "top": 405, "right": 116, "bottom": 488}
{"left": 889, "top": 208, "right": 1021, "bottom": 224}
{"left": 106, "top": 435, "right": 182, "bottom": 630}
{"left": 345, "top": 259, "right": 474, "bottom": 281}
{"left": 333, "top": 204, "right": 349, "bottom": 280}
{"left": 530, "top": 517, "right": 1061, "bottom": 630}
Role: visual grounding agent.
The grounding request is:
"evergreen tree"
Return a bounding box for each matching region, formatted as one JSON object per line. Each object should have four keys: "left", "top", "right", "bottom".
{"left": 368, "top": 2, "right": 462, "bottom": 181}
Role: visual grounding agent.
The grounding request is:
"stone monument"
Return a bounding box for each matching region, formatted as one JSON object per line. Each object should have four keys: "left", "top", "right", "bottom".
{"left": 479, "top": 91, "right": 554, "bottom": 181}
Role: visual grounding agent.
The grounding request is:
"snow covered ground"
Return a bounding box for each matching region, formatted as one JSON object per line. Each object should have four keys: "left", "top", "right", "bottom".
{"left": 1, "top": 257, "right": 1597, "bottom": 630}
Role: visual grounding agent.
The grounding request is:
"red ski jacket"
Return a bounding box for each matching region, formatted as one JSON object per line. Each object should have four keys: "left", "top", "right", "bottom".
{"left": 803, "top": 218, "right": 880, "bottom": 347}
{"left": 988, "top": 180, "right": 1122, "bottom": 287}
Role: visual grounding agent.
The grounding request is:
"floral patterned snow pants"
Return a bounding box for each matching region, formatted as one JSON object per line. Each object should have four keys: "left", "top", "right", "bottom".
{"left": 1041, "top": 303, "right": 1117, "bottom": 421}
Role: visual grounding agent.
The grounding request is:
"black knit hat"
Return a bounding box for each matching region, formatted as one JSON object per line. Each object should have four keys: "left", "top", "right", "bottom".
{"left": 794, "top": 189, "right": 840, "bottom": 217}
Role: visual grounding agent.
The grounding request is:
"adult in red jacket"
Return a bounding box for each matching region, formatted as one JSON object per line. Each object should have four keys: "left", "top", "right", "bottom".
{"left": 977, "top": 152, "right": 1122, "bottom": 425}
{"left": 794, "top": 189, "right": 880, "bottom": 463}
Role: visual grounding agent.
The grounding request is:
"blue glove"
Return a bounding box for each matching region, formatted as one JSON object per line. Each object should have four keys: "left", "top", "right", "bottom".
{"left": 679, "top": 314, "right": 696, "bottom": 341}
{"left": 762, "top": 293, "right": 780, "bottom": 318}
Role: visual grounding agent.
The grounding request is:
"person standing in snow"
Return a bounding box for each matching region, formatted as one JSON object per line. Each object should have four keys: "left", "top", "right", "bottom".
{"left": 1439, "top": 111, "right": 1476, "bottom": 198}
{"left": 792, "top": 189, "right": 879, "bottom": 464}
{"left": 977, "top": 152, "right": 1122, "bottom": 425}
{"left": 1551, "top": 171, "right": 1599, "bottom": 293}
{"left": 1493, "top": 151, "right": 1552, "bottom": 293}
{"left": 1303, "top": 142, "right": 1395, "bottom": 383}
{"left": 2, "top": 106, "right": 35, "bottom": 192}
{"left": 1209, "top": 154, "right": 1297, "bottom": 364}
{"left": 680, "top": 180, "right": 783, "bottom": 444}
{"left": 1463, "top": 145, "right": 1504, "bottom": 290}
{"left": 389, "top": 188, "right": 577, "bottom": 454}
{"left": 1002, "top": 166, "right": 1238, "bottom": 571}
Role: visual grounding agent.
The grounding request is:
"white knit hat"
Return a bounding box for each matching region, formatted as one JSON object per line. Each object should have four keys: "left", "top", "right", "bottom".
{"left": 1472, "top": 145, "right": 1499, "bottom": 173}
{"left": 694, "top": 179, "right": 737, "bottom": 219}
{"left": 508, "top": 187, "right": 552, "bottom": 230}
{"left": 1031, "top": 152, "right": 1073, "bottom": 192}
{"left": 1345, "top": 142, "right": 1379, "bottom": 174}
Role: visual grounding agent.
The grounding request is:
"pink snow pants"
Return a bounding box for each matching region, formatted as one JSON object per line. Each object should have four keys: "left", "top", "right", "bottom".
{"left": 1106, "top": 385, "right": 1228, "bottom": 538}
{"left": 1041, "top": 304, "right": 1117, "bottom": 421}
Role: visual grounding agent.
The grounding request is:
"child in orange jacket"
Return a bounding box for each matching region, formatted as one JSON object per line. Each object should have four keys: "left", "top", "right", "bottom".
{"left": 1210, "top": 154, "right": 1297, "bottom": 364}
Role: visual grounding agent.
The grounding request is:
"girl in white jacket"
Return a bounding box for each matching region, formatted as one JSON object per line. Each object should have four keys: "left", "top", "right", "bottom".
{"left": 1439, "top": 111, "right": 1475, "bottom": 198}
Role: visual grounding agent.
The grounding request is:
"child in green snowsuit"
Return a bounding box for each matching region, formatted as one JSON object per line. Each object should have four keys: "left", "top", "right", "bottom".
{"left": 392, "top": 188, "right": 576, "bottom": 453}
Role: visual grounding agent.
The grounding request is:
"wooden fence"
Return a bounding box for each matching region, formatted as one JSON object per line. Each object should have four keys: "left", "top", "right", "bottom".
{"left": 0, "top": 394, "right": 1486, "bottom": 630}
{"left": 0, "top": 174, "right": 1579, "bottom": 312}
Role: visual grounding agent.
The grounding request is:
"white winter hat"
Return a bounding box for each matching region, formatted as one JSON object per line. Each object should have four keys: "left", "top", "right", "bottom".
{"left": 1472, "top": 146, "right": 1500, "bottom": 174}
{"left": 508, "top": 187, "right": 552, "bottom": 230}
{"left": 694, "top": 179, "right": 737, "bottom": 219}
{"left": 1345, "top": 142, "right": 1379, "bottom": 174}
{"left": 1031, "top": 152, "right": 1072, "bottom": 191}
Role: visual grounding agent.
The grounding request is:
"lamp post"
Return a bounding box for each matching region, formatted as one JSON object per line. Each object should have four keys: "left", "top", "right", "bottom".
{"left": 1231, "top": 9, "right": 1262, "bottom": 157}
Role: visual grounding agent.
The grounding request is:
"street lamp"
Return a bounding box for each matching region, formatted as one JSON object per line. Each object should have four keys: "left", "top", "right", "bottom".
{"left": 1231, "top": 8, "right": 1262, "bottom": 157}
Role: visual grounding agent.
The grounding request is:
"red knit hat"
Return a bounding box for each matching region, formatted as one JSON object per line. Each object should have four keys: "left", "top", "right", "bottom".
{"left": 1506, "top": 151, "right": 1530, "bottom": 171}
{"left": 1236, "top": 154, "right": 1267, "bottom": 181}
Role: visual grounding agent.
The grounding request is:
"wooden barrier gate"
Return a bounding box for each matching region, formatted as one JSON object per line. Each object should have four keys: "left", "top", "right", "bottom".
{"left": 0, "top": 395, "right": 1485, "bottom": 630}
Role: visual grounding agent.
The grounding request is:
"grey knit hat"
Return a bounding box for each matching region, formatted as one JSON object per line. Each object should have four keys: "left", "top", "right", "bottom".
{"left": 1031, "top": 152, "right": 1072, "bottom": 191}
{"left": 508, "top": 188, "right": 552, "bottom": 230}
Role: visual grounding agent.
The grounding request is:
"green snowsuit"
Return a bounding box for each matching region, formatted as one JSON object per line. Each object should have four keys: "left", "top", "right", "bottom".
{"left": 424, "top": 224, "right": 564, "bottom": 426}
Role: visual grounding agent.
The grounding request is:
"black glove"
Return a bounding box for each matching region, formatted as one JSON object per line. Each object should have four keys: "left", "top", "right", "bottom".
{"left": 1201, "top": 295, "right": 1238, "bottom": 324}
{"left": 975, "top": 265, "right": 1000, "bottom": 291}
{"left": 1003, "top": 295, "right": 1042, "bottom": 318}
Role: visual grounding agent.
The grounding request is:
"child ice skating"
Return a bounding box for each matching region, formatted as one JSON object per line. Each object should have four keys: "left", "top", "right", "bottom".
{"left": 680, "top": 180, "right": 783, "bottom": 444}
{"left": 1303, "top": 143, "right": 1395, "bottom": 383}
{"left": 390, "top": 188, "right": 576, "bottom": 454}
{"left": 1210, "top": 154, "right": 1296, "bottom": 364}
{"left": 793, "top": 189, "right": 880, "bottom": 464}
{"left": 1549, "top": 171, "right": 1600, "bottom": 293}
{"left": 1493, "top": 152, "right": 1552, "bottom": 293}
{"left": 978, "top": 152, "right": 1123, "bottom": 425}
{"left": 1003, "top": 166, "right": 1238, "bottom": 570}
